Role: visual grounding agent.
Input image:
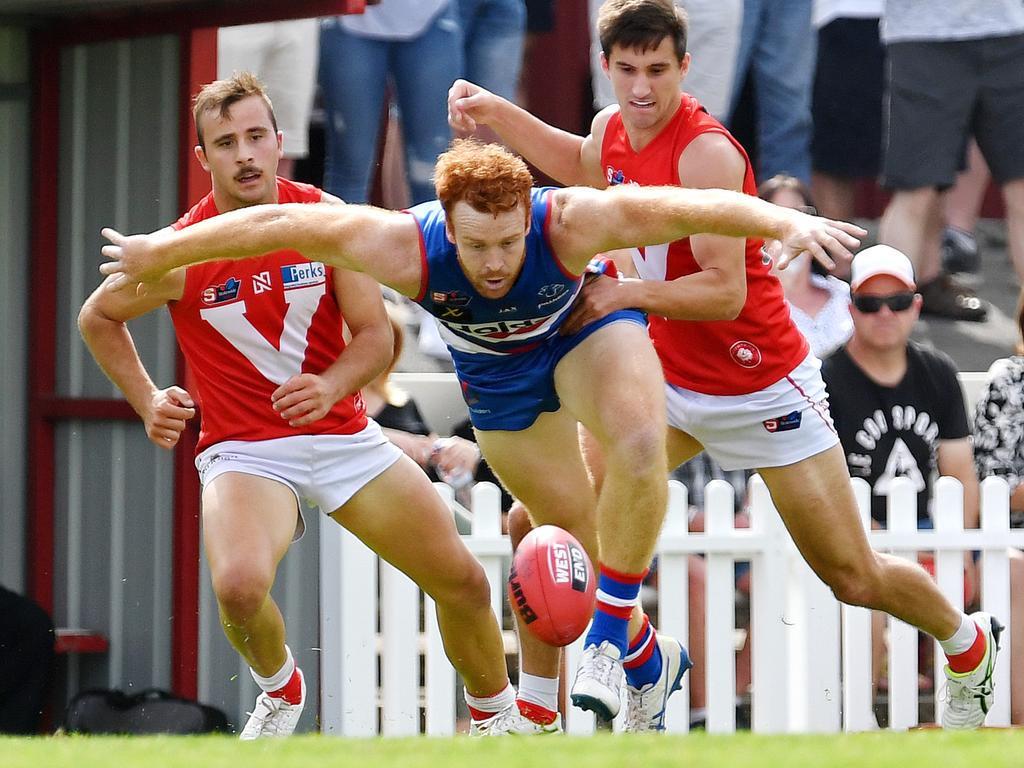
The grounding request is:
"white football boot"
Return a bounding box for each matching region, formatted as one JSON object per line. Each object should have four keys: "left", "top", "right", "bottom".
{"left": 942, "top": 612, "right": 1003, "bottom": 729}
{"left": 570, "top": 641, "right": 625, "bottom": 720}
{"left": 239, "top": 668, "right": 306, "bottom": 740}
{"left": 470, "top": 702, "right": 563, "bottom": 735}
{"left": 624, "top": 635, "right": 692, "bottom": 732}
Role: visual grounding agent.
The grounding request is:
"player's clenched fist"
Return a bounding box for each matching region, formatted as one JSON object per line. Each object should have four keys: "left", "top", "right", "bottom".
{"left": 447, "top": 79, "right": 500, "bottom": 133}
{"left": 271, "top": 373, "right": 340, "bottom": 428}
{"left": 144, "top": 386, "right": 195, "bottom": 449}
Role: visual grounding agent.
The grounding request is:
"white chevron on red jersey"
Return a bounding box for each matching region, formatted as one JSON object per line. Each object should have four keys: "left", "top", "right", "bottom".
{"left": 600, "top": 93, "right": 808, "bottom": 395}
{"left": 168, "top": 178, "right": 367, "bottom": 452}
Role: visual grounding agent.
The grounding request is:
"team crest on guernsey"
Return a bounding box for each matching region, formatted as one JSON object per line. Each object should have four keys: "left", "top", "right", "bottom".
{"left": 201, "top": 277, "right": 240, "bottom": 305}
{"left": 729, "top": 340, "right": 762, "bottom": 369}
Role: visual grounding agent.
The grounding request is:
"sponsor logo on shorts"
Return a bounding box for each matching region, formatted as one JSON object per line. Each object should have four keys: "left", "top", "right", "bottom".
{"left": 730, "top": 340, "right": 763, "bottom": 368}
{"left": 280, "top": 262, "right": 326, "bottom": 289}
{"left": 461, "top": 381, "right": 480, "bottom": 406}
{"left": 763, "top": 410, "right": 802, "bottom": 433}
{"left": 201, "top": 277, "right": 240, "bottom": 305}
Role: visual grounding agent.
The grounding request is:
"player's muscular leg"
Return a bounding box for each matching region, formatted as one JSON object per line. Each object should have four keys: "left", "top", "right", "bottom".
{"left": 202, "top": 472, "right": 298, "bottom": 676}
{"left": 476, "top": 411, "right": 600, "bottom": 678}
{"left": 556, "top": 322, "right": 669, "bottom": 575}
{"left": 331, "top": 455, "right": 509, "bottom": 696}
{"left": 759, "top": 444, "right": 961, "bottom": 639}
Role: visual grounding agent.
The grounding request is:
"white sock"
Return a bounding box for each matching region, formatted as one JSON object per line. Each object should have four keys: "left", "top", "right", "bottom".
{"left": 517, "top": 672, "right": 559, "bottom": 712}
{"left": 465, "top": 682, "right": 516, "bottom": 717}
{"left": 250, "top": 644, "right": 295, "bottom": 693}
{"left": 938, "top": 613, "right": 979, "bottom": 655}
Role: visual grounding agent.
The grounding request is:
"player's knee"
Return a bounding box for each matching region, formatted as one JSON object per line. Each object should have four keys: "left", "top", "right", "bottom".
{"left": 605, "top": 420, "right": 665, "bottom": 479}
{"left": 826, "top": 558, "right": 882, "bottom": 608}
{"left": 212, "top": 563, "right": 273, "bottom": 620}
{"left": 436, "top": 556, "right": 492, "bottom": 613}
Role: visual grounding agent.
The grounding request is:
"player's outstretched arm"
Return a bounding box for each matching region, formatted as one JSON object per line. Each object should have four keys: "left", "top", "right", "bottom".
{"left": 447, "top": 79, "right": 606, "bottom": 188}
{"left": 550, "top": 184, "right": 865, "bottom": 274}
{"left": 99, "top": 202, "right": 425, "bottom": 297}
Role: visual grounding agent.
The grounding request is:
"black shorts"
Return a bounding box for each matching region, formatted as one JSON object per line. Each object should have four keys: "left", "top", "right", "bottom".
{"left": 882, "top": 32, "right": 1024, "bottom": 190}
{"left": 812, "top": 18, "right": 885, "bottom": 179}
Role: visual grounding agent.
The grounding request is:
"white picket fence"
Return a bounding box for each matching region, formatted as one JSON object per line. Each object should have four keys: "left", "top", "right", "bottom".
{"left": 319, "top": 475, "right": 1024, "bottom": 735}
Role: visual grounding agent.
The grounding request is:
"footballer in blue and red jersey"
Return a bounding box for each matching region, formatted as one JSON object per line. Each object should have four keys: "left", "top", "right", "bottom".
{"left": 408, "top": 187, "right": 644, "bottom": 431}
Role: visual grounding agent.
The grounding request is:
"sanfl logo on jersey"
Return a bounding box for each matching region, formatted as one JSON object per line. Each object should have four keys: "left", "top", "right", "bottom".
{"left": 201, "top": 278, "right": 240, "bottom": 305}
{"left": 280, "top": 262, "right": 326, "bottom": 289}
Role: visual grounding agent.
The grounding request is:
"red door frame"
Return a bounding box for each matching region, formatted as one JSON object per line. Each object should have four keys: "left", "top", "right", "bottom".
{"left": 27, "top": 0, "right": 366, "bottom": 699}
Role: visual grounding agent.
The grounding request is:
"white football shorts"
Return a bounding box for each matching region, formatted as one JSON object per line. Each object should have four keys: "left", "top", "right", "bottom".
{"left": 665, "top": 352, "right": 839, "bottom": 471}
{"left": 195, "top": 419, "right": 402, "bottom": 541}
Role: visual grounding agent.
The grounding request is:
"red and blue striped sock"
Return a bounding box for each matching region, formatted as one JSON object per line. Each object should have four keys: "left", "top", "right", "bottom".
{"left": 624, "top": 613, "right": 663, "bottom": 688}
{"left": 584, "top": 564, "right": 647, "bottom": 656}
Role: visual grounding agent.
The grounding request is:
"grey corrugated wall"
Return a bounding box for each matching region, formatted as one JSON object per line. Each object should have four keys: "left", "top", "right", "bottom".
{"left": 0, "top": 28, "right": 30, "bottom": 592}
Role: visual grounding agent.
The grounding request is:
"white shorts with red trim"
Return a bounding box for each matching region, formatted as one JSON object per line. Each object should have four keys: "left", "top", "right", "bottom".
{"left": 665, "top": 352, "right": 838, "bottom": 471}
{"left": 195, "top": 419, "right": 402, "bottom": 541}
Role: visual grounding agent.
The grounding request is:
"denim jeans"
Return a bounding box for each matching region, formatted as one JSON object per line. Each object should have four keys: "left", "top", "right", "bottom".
{"left": 319, "top": 6, "right": 462, "bottom": 204}
{"left": 457, "top": 0, "right": 526, "bottom": 100}
{"left": 728, "top": 0, "right": 816, "bottom": 184}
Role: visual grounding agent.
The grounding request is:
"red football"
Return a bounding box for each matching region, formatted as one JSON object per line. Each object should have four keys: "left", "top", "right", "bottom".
{"left": 507, "top": 525, "right": 596, "bottom": 647}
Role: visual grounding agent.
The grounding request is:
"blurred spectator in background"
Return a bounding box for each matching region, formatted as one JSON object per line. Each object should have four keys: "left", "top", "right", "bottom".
{"left": 809, "top": 1, "right": 883, "bottom": 223}
{"left": 877, "top": 1, "right": 1024, "bottom": 320}
{"left": 974, "top": 285, "right": 1024, "bottom": 528}
{"left": 727, "top": 0, "right": 815, "bottom": 184}
{"left": 759, "top": 173, "right": 853, "bottom": 358}
{"left": 218, "top": 20, "right": 319, "bottom": 180}
{"left": 458, "top": 0, "right": 527, "bottom": 102}
{"left": 319, "top": 1, "right": 461, "bottom": 205}
{"left": 942, "top": 141, "right": 991, "bottom": 276}
{"left": 0, "top": 586, "right": 54, "bottom": 734}
{"left": 589, "top": 0, "right": 742, "bottom": 120}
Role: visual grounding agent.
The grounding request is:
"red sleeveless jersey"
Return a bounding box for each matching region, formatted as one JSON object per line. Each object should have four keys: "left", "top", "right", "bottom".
{"left": 168, "top": 178, "right": 368, "bottom": 452}
{"left": 600, "top": 94, "right": 808, "bottom": 395}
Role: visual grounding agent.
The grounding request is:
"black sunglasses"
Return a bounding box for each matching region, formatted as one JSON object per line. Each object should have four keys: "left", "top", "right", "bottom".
{"left": 852, "top": 292, "right": 915, "bottom": 313}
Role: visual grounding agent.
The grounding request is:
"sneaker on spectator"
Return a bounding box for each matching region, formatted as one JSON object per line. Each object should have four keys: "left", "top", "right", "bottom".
{"left": 470, "top": 702, "right": 563, "bottom": 735}
{"left": 942, "top": 612, "right": 1003, "bottom": 729}
{"left": 570, "top": 641, "right": 624, "bottom": 720}
{"left": 239, "top": 668, "right": 305, "bottom": 739}
{"left": 942, "top": 226, "right": 981, "bottom": 274}
{"left": 623, "top": 635, "right": 692, "bottom": 732}
{"left": 918, "top": 273, "right": 988, "bottom": 321}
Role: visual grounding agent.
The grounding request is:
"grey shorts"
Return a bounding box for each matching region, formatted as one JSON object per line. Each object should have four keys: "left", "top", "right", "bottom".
{"left": 882, "top": 32, "right": 1024, "bottom": 189}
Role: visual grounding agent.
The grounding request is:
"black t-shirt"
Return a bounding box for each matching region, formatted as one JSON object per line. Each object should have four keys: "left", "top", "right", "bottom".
{"left": 821, "top": 341, "right": 969, "bottom": 525}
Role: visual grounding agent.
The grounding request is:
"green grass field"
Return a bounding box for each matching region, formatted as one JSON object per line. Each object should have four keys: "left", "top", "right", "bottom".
{"left": 3, "top": 731, "right": 1024, "bottom": 768}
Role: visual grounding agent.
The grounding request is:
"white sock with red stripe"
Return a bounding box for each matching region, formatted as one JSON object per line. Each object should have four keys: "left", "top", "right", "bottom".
{"left": 251, "top": 645, "right": 303, "bottom": 704}
{"left": 465, "top": 683, "right": 516, "bottom": 722}
{"left": 516, "top": 672, "right": 559, "bottom": 725}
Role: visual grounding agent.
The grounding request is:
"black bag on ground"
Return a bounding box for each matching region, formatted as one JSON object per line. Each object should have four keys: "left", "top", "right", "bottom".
{"left": 63, "top": 688, "right": 230, "bottom": 734}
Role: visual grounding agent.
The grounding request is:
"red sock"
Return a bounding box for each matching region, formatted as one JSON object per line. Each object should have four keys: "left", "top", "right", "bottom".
{"left": 268, "top": 667, "right": 303, "bottom": 705}
{"left": 517, "top": 699, "right": 558, "bottom": 725}
{"left": 946, "top": 623, "right": 986, "bottom": 673}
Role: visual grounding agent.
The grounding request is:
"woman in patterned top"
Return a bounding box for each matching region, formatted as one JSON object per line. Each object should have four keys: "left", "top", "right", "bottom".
{"left": 759, "top": 174, "right": 853, "bottom": 359}
{"left": 974, "top": 288, "right": 1024, "bottom": 527}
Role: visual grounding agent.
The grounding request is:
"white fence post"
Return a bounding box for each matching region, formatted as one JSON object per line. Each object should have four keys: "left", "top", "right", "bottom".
{"left": 842, "top": 478, "right": 875, "bottom": 731}
{"left": 659, "top": 479, "right": 690, "bottom": 734}
{"left": 933, "top": 476, "right": 966, "bottom": 726}
{"left": 981, "top": 476, "right": 1012, "bottom": 726}
{"left": 887, "top": 476, "right": 921, "bottom": 731}
{"left": 704, "top": 479, "right": 737, "bottom": 733}
{"left": 749, "top": 475, "right": 789, "bottom": 733}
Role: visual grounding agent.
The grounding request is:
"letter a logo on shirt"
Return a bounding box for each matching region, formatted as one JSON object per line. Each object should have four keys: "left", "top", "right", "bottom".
{"left": 199, "top": 282, "right": 326, "bottom": 384}
{"left": 874, "top": 437, "right": 926, "bottom": 496}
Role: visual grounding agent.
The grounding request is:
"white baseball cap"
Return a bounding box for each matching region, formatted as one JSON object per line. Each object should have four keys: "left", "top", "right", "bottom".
{"left": 850, "top": 244, "right": 916, "bottom": 292}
